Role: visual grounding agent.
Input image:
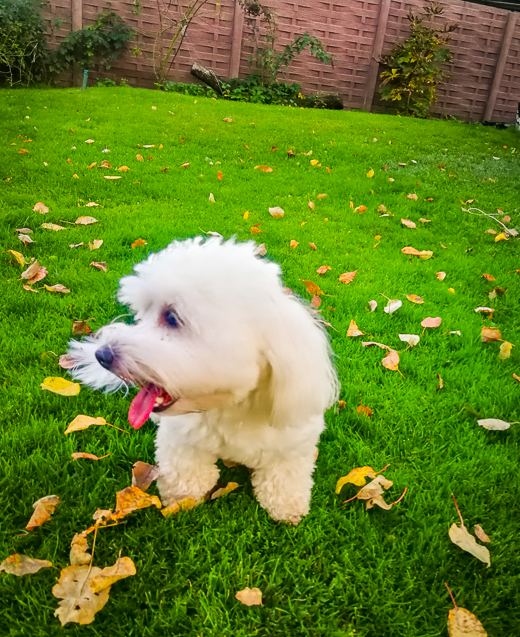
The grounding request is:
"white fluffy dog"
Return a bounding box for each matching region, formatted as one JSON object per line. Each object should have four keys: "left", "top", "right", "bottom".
{"left": 68, "top": 237, "right": 339, "bottom": 524}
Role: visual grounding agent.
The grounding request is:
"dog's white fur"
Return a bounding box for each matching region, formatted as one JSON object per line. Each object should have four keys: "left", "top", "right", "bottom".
{"left": 68, "top": 237, "right": 339, "bottom": 524}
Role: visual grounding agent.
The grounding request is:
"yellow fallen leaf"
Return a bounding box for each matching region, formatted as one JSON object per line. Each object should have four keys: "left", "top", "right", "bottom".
{"left": 210, "top": 482, "right": 239, "bottom": 500}
{"left": 89, "top": 556, "right": 136, "bottom": 594}
{"left": 88, "top": 239, "right": 103, "bottom": 251}
{"left": 316, "top": 265, "right": 331, "bottom": 274}
{"left": 243, "top": 211, "right": 249, "bottom": 219}
{"left": 406, "top": 294, "right": 424, "bottom": 304}
{"left": 317, "top": 193, "right": 327, "bottom": 200}
{"left": 310, "top": 159, "right": 319, "bottom": 166}
{"left": 481, "top": 326, "right": 501, "bottom": 343}
{"left": 366, "top": 168, "right": 374, "bottom": 178}
{"left": 53, "top": 565, "right": 110, "bottom": 626}
{"left": 75, "top": 216, "right": 98, "bottom": 225}
{"left": 44, "top": 284, "right": 70, "bottom": 293}
{"left": 7, "top": 250, "right": 26, "bottom": 266}
{"left": 26, "top": 495, "right": 61, "bottom": 531}
{"left": 448, "top": 288, "right": 455, "bottom": 294}
{"left": 161, "top": 497, "right": 197, "bottom": 517}
{"left": 300, "top": 280, "right": 323, "bottom": 296}
{"left": 498, "top": 341, "right": 513, "bottom": 360}
{"left": 41, "top": 223, "right": 66, "bottom": 231}
{"left": 336, "top": 467, "right": 376, "bottom": 492}
{"left": 71, "top": 452, "right": 110, "bottom": 461}
{"left": 41, "top": 377, "right": 80, "bottom": 396}
{"left": 494, "top": 232, "right": 507, "bottom": 242}
{"left": 346, "top": 320, "right": 363, "bottom": 337}
{"left": 448, "top": 606, "right": 487, "bottom": 637}
{"left": 118, "top": 166, "right": 130, "bottom": 172}
{"left": 290, "top": 240, "right": 299, "bottom": 248}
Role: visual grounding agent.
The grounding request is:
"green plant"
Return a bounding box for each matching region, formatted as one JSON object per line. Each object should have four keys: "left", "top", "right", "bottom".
{"left": 96, "top": 77, "right": 116, "bottom": 87}
{"left": 250, "top": 31, "right": 334, "bottom": 86}
{"left": 379, "top": 2, "right": 457, "bottom": 118}
{"left": 162, "top": 80, "right": 217, "bottom": 97}
{"left": 221, "top": 73, "right": 304, "bottom": 106}
{"left": 50, "top": 10, "right": 134, "bottom": 73}
{"left": 0, "top": 0, "right": 50, "bottom": 86}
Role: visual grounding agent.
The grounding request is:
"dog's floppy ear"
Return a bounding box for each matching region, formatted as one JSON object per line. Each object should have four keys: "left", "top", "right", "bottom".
{"left": 262, "top": 297, "right": 339, "bottom": 426}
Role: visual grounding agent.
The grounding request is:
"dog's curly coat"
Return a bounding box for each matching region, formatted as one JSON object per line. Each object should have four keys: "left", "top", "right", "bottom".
{"left": 69, "top": 238, "right": 339, "bottom": 524}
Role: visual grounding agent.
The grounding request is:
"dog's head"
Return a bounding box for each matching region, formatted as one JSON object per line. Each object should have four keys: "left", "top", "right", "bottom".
{"left": 68, "top": 237, "right": 338, "bottom": 428}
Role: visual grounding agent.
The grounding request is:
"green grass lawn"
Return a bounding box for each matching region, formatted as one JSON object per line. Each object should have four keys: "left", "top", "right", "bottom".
{"left": 1, "top": 87, "right": 519, "bottom": 636}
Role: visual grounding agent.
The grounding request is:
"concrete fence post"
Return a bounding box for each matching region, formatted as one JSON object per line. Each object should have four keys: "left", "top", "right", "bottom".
{"left": 71, "top": 0, "right": 83, "bottom": 87}
{"left": 483, "top": 11, "right": 517, "bottom": 122}
{"left": 363, "top": 0, "right": 391, "bottom": 112}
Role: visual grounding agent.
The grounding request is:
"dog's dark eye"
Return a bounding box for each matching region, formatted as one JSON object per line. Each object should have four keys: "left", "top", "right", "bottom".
{"left": 163, "top": 309, "right": 180, "bottom": 328}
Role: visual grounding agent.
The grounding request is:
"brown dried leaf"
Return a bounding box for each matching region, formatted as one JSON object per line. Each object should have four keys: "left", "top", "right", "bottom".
{"left": 401, "top": 218, "right": 417, "bottom": 229}
{"left": 382, "top": 349, "right": 400, "bottom": 371}
{"left": 33, "top": 202, "right": 49, "bottom": 214}
{"left": 481, "top": 273, "right": 495, "bottom": 281}
{"left": 255, "top": 165, "right": 273, "bottom": 173}
{"left": 210, "top": 481, "right": 239, "bottom": 500}
{"left": 132, "top": 461, "right": 160, "bottom": 492}
{"left": 41, "top": 223, "right": 66, "bottom": 232}
{"left": 436, "top": 271, "right": 447, "bottom": 281}
{"left": 316, "top": 265, "right": 331, "bottom": 275}
{"left": 346, "top": 320, "right": 363, "bottom": 337}
{"left": 300, "top": 280, "right": 323, "bottom": 296}
{"left": 18, "top": 233, "right": 33, "bottom": 246}
{"left": 26, "top": 495, "right": 61, "bottom": 531}
{"left": 235, "top": 587, "right": 262, "bottom": 606}
{"left": 361, "top": 341, "right": 390, "bottom": 350}
{"left": 474, "top": 524, "right": 491, "bottom": 543}
{"left": 481, "top": 326, "right": 501, "bottom": 343}
{"left": 290, "top": 240, "right": 299, "bottom": 248}
{"left": 71, "top": 452, "right": 110, "bottom": 461}
{"left": 339, "top": 270, "right": 357, "bottom": 284}
{"left": 114, "top": 486, "right": 162, "bottom": 519}
{"left": 0, "top": 554, "right": 53, "bottom": 575}
{"left": 136, "top": 154, "right": 144, "bottom": 161}
{"left": 90, "top": 261, "right": 107, "bottom": 272}
{"left": 309, "top": 242, "right": 317, "bottom": 251}
{"left": 311, "top": 295, "right": 321, "bottom": 309}
{"left": 44, "top": 284, "right": 70, "bottom": 293}
{"left": 268, "top": 206, "right": 284, "bottom": 218}
{"left": 72, "top": 321, "right": 91, "bottom": 335}
{"left": 75, "top": 216, "right": 98, "bottom": 225}
{"left": 88, "top": 239, "right": 103, "bottom": 251}
{"left": 89, "top": 556, "right": 136, "bottom": 594}
{"left": 53, "top": 565, "right": 111, "bottom": 626}
{"left": 356, "top": 474, "right": 394, "bottom": 500}
{"left": 117, "top": 165, "right": 130, "bottom": 172}
{"left": 70, "top": 533, "right": 92, "bottom": 566}
{"left": 161, "top": 497, "right": 197, "bottom": 517}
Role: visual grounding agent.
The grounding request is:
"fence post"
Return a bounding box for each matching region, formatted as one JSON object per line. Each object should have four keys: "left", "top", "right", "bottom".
{"left": 71, "top": 0, "right": 83, "bottom": 87}
{"left": 229, "top": 1, "right": 244, "bottom": 78}
{"left": 483, "top": 11, "right": 517, "bottom": 122}
{"left": 363, "top": 0, "right": 391, "bottom": 112}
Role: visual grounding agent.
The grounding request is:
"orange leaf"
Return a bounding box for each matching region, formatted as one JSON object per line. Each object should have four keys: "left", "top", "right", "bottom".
{"left": 290, "top": 240, "right": 299, "bottom": 248}
{"left": 254, "top": 165, "right": 273, "bottom": 173}
{"left": 481, "top": 326, "right": 501, "bottom": 343}
{"left": 309, "top": 242, "right": 317, "bottom": 251}
{"left": 0, "top": 554, "right": 53, "bottom": 575}
{"left": 235, "top": 587, "right": 262, "bottom": 606}
{"left": 217, "top": 170, "right": 223, "bottom": 180}
{"left": 481, "top": 273, "right": 495, "bottom": 281}
{"left": 346, "top": 320, "right": 363, "bottom": 337}
{"left": 71, "top": 452, "right": 110, "bottom": 461}
{"left": 26, "top": 495, "right": 61, "bottom": 531}
{"left": 132, "top": 238, "right": 147, "bottom": 249}
{"left": 136, "top": 154, "right": 144, "bottom": 161}
{"left": 316, "top": 265, "right": 331, "bottom": 275}
{"left": 300, "top": 280, "right": 323, "bottom": 296}
{"left": 311, "top": 295, "right": 321, "bottom": 309}
{"left": 339, "top": 270, "right": 357, "bottom": 284}
{"left": 382, "top": 350, "right": 399, "bottom": 371}
{"left": 406, "top": 294, "right": 424, "bottom": 304}
{"left": 90, "top": 261, "right": 107, "bottom": 272}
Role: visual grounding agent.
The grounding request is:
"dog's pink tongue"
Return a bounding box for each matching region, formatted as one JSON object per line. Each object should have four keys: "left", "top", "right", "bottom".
{"left": 128, "top": 383, "right": 162, "bottom": 429}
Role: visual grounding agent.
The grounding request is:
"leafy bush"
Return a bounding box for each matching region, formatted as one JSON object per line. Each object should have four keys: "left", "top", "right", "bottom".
{"left": 0, "top": 0, "right": 50, "bottom": 86}
{"left": 379, "top": 2, "right": 457, "bottom": 118}
{"left": 50, "top": 11, "right": 134, "bottom": 72}
{"left": 222, "top": 74, "right": 305, "bottom": 106}
{"left": 161, "top": 81, "right": 217, "bottom": 97}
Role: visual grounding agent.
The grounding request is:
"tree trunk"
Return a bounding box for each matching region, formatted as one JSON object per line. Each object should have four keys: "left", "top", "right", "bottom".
{"left": 190, "top": 63, "right": 223, "bottom": 95}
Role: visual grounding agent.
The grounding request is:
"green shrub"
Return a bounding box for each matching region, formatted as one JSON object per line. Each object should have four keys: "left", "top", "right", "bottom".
{"left": 0, "top": 0, "right": 50, "bottom": 86}
{"left": 379, "top": 2, "right": 457, "bottom": 118}
{"left": 222, "top": 73, "right": 305, "bottom": 106}
{"left": 161, "top": 81, "right": 217, "bottom": 97}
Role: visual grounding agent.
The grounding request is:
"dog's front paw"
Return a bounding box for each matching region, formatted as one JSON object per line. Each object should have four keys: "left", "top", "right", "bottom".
{"left": 251, "top": 464, "right": 312, "bottom": 525}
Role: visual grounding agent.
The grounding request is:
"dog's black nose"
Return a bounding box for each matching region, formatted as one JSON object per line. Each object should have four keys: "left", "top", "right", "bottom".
{"left": 95, "top": 345, "right": 116, "bottom": 370}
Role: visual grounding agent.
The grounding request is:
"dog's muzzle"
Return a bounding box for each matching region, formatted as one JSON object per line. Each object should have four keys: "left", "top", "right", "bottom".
{"left": 95, "top": 345, "right": 116, "bottom": 371}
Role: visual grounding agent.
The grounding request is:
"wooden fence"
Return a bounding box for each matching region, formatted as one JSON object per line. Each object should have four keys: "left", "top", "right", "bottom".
{"left": 43, "top": 0, "right": 520, "bottom": 124}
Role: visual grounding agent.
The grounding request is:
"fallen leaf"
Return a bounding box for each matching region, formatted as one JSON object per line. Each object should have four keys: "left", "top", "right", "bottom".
{"left": 419, "top": 218, "right": 431, "bottom": 223}
{"left": 104, "top": 176, "right": 122, "bottom": 180}
{"left": 309, "top": 242, "right": 317, "bottom": 251}
{"left": 311, "top": 295, "right": 321, "bottom": 309}
{"left": 161, "top": 497, "right": 197, "bottom": 517}
{"left": 256, "top": 243, "right": 267, "bottom": 256}
{"left": 131, "top": 238, "right": 147, "bottom": 248}
{"left": 384, "top": 299, "right": 402, "bottom": 314}
{"left": 268, "top": 206, "right": 284, "bottom": 218}
{"left": 316, "top": 265, "right": 331, "bottom": 275}
{"left": 88, "top": 239, "right": 103, "bottom": 251}
{"left": 209, "top": 193, "right": 215, "bottom": 203}
{"left": 70, "top": 534, "right": 91, "bottom": 566}
{"left": 377, "top": 204, "right": 387, "bottom": 213}
{"left": 52, "top": 565, "right": 109, "bottom": 625}
{"left": 474, "top": 525, "right": 490, "bottom": 543}
{"left": 217, "top": 170, "right": 223, "bottom": 180}
{"left": 421, "top": 317, "right": 442, "bottom": 328}
{"left": 401, "top": 218, "right": 417, "bottom": 229}
{"left": 250, "top": 226, "right": 262, "bottom": 234}
{"left": 210, "top": 481, "right": 239, "bottom": 500}
{"left": 136, "top": 154, "right": 144, "bottom": 161}
{"left": 18, "top": 148, "right": 29, "bottom": 154}
{"left": 41, "top": 223, "right": 66, "bottom": 232}
{"left": 336, "top": 466, "right": 376, "bottom": 492}
{"left": 339, "top": 270, "right": 357, "bottom": 284}
{"left": 0, "top": 554, "right": 53, "bottom": 576}
{"left": 481, "top": 273, "right": 495, "bottom": 281}
{"left": 58, "top": 354, "right": 76, "bottom": 369}
{"left": 18, "top": 233, "right": 33, "bottom": 246}
{"left": 498, "top": 341, "right": 513, "bottom": 360}
{"left": 437, "top": 373, "right": 444, "bottom": 391}
{"left": 382, "top": 350, "right": 399, "bottom": 371}
{"left": 22, "top": 284, "right": 38, "bottom": 293}
{"left": 222, "top": 117, "right": 233, "bottom": 122}
{"left": 300, "top": 280, "right": 323, "bottom": 296}
{"left": 401, "top": 246, "right": 433, "bottom": 259}
{"left": 356, "top": 397, "right": 372, "bottom": 417}
{"left": 235, "top": 587, "right": 262, "bottom": 606}
{"left": 44, "top": 284, "right": 70, "bottom": 293}
{"left": 41, "top": 377, "right": 79, "bottom": 395}
{"left": 75, "top": 216, "right": 98, "bottom": 225}
{"left": 254, "top": 165, "right": 273, "bottom": 173}
{"left": 354, "top": 205, "right": 367, "bottom": 214}
{"left": 26, "top": 495, "right": 61, "bottom": 531}
{"left": 290, "top": 240, "right": 299, "bottom": 248}
{"left": 99, "top": 160, "right": 111, "bottom": 168}
{"left": 317, "top": 193, "right": 327, "bottom": 200}
{"left": 407, "top": 193, "right": 418, "bottom": 200}
{"left": 494, "top": 232, "right": 508, "bottom": 242}
{"left": 346, "top": 320, "right": 363, "bottom": 337}
{"left": 513, "top": 373, "right": 520, "bottom": 383}
{"left": 356, "top": 474, "right": 394, "bottom": 501}
{"left": 22, "top": 261, "right": 47, "bottom": 284}
{"left": 308, "top": 201, "right": 315, "bottom": 210}
{"left": 368, "top": 300, "right": 377, "bottom": 312}
{"left": 475, "top": 307, "right": 494, "bottom": 316}
{"left": 7, "top": 250, "right": 26, "bottom": 266}
{"left": 71, "top": 452, "right": 110, "bottom": 461}
{"left": 64, "top": 415, "right": 107, "bottom": 434}
{"left": 366, "top": 168, "right": 374, "bottom": 178}
{"left": 90, "top": 556, "right": 136, "bottom": 594}
{"left": 69, "top": 242, "right": 83, "bottom": 248}
{"left": 117, "top": 166, "right": 130, "bottom": 172}
{"left": 436, "top": 272, "right": 447, "bottom": 280}
{"left": 449, "top": 523, "right": 490, "bottom": 567}
{"left": 399, "top": 334, "right": 420, "bottom": 347}
{"left": 33, "top": 202, "right": 49, "bottom": 214}
{"left": 481, "top": 327, "right": 501, "bottom": 342}
{"left": 88, "top": 162, "right": 97, "bottom": 169}
{"left": 406, "top": 294, "right": 424, "bottom": 304}
{"left": 72, "top": 320, "right": 91, "bottom": 335}
{"left": 361, "top": 341, "right": 390, "bottom": 350}
{"left": 114, "top": 486, "right": 162, "bottom": 519}
{"left": 448, "top": 606, "right": 487, "bottom": 637}
{"left": 132, "top": 462, "right": 160, "bottom": 492}
{"left": 477, "top": 418, "right": 515, "bottom": 431}
{"left": 310, "top": 159, "right": 319, "bottom": 166}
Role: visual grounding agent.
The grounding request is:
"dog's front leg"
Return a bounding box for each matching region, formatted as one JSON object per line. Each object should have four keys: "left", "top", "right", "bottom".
{"left": 154, "top": 415, "right": 219, "bottom": 506}
{"left": 251, "top": 453, "right": 317, "bottom": 526}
